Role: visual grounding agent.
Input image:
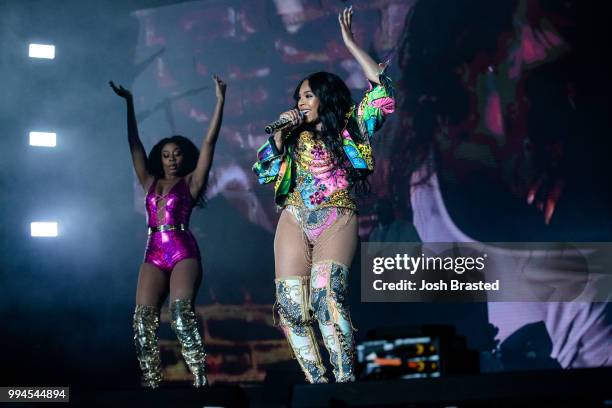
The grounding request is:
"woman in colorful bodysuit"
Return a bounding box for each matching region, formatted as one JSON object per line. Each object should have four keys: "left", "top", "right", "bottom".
{"left": 253, "top": 7, "right": 394, "bottom": 383}
{"left": 109, "top": 76, "right": 226, "bottom": 388}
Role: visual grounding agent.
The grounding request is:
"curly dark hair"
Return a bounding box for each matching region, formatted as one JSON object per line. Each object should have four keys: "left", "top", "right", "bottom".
{"left": 290, "top": 71, "right": 370, "bottom": 193}
{"left": 146, "top": 135, "right": 205, "bottom": 207}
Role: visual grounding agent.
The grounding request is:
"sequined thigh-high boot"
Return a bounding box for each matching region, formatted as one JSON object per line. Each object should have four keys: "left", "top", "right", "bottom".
{"left": 133, "top": 304, "right": 163, "bottom": 388}
{"left": 275, "top": 276, "right": 328, "bottom": 383}
{"left": 310, "top": 261, "right": 355, "bottom": 382}
{"left": 170, "top": 298, "right": 208, "bottom": 387}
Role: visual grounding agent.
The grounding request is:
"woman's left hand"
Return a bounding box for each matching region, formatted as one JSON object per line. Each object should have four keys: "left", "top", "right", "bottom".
{"left": 338, "top": 6, "right": 355, "bottom": 46}
{"left": 213, "top": 75, "right": 226, "bottom": 101}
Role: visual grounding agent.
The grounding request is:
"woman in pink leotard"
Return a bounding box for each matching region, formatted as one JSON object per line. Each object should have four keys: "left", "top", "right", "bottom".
{"left": 143, "top": 176, "right": 200, "bottom": 273}
{"left": 109, "top": 76, "right": 226, "bottom": 388}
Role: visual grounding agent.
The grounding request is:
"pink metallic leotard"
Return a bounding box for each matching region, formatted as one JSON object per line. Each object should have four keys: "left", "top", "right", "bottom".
{"left": 143, "top": 178, "right": 200, "bottom": 273}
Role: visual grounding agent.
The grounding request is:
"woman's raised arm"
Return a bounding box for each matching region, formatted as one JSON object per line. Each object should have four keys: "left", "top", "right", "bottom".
{"left": 188, "top": 75, "right": 226, "bottom": 199}
{"left": 109, "top": 81, "right": 154, "bottom": 191}
{"left": 339, "top": 6, "right": 383, "bottom": 85}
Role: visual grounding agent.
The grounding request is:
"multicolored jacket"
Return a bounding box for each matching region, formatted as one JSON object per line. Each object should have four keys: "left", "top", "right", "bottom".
{"left": 253, "top": 73, "right": 394, "bottom": 208}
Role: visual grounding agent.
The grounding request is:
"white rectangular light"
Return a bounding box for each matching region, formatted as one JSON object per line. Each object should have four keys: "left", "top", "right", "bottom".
{"left": 29, "top": 131, "right": 57, "bottom": 147}
{"left": 31, "top": 222, "right": 58, "bottom": 237}
{"left": 29, "top": 43, "right": 55, "bottom": 59}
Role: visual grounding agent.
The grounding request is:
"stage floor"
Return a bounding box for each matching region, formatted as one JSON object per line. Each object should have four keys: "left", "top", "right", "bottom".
{"left": 58, "top": 367, "right": 611, "bottom": 407}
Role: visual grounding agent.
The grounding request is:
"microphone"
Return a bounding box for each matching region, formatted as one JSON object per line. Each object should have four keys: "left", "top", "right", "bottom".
{"left": 265, "top": 111, "right": 305, "bottom": 134}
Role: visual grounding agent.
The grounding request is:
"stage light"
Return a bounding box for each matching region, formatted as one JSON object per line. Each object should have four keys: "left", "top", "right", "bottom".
{"left": 31, "top": 222, "right": 58, "bottom": 237}
{"left": 29, "top": 131, "right": 57, "bottom": 147}
{"left": 29, "top": 43, "right": 55, "bottom": 59}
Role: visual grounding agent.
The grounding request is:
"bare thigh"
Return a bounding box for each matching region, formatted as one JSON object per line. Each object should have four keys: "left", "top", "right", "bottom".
{"left": 311, "top": 211, "right": 358, "bottom": 267}
{"left": 274, "top": 209, "right": 311, "bottom": 278}
{"left": 135, "top": 263, "right": 170, "bottom": 307}
{"left": 169, "top": 258, "right": 202, "bottom": 302}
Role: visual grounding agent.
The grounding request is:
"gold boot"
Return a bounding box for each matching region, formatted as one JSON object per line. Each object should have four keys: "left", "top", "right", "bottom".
{"left": 275, "top": 276, "right": 328, "bottom": 383}
{"left": 133, "top": 304, "right": 163, "bottom": 388}
{"left": 310, "top": 262, "right": 355, "bottom": 382}
{"left": 170, "top": 298, "right": 208, "bottom": 387}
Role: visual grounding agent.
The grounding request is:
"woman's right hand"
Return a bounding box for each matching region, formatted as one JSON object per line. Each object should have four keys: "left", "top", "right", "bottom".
{"left": 274, "top": 109, "right": 303, "bottom": 148}
{"left": 109, "top": 81, "right": 133, "bottom": 101}
{"left": 279, "top": 108, "right": 303, "bottom": 130}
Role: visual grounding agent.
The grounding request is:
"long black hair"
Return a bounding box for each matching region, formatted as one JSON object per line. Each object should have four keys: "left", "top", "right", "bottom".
{"left": 291, "top": 71, "right": 369, "bottom": 193}
{"left": 393, "top": 0, "right": 517, "bottom": 185}
{"left": 147, "top": 135, "right": 206, "bottom": 206}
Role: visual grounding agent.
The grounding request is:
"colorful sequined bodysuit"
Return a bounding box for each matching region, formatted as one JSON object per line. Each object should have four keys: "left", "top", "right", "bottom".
{"left": 144, "top": 178, "right": 200, "bottom": 273}
{"left": 285, "top": 130, "right": 356, "bottom": 211}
